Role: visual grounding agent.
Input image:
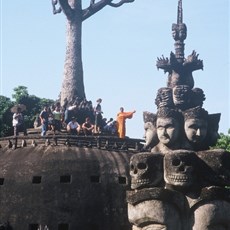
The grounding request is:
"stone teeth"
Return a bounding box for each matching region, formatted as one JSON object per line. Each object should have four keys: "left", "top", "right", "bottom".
{"left": 168, "top": 174, "right": 189, "bottom": 182}
{"left": 133, "top": 179, "right": 150, "bottom": 184}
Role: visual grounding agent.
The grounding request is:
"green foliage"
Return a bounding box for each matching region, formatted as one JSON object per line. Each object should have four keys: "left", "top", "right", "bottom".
{"left": 213, "top": 129, "right": 230, "bottom": 152}
{"left": 12, "top": 86, "right": 29, "bottom": 103}
{"left": 0, "top": 86, "right": 55, "bottom": 137}
{"left": 0, "top": 96, "right": 14, "bottom": 136}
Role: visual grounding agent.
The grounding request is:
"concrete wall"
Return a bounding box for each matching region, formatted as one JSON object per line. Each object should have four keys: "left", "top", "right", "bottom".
{"left": 0, "top": 145, "right": 134, "bottom": 230}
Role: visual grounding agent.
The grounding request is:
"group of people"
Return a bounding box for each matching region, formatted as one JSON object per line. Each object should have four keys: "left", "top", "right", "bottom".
{"left": 38, "top": 98, "right": 136, "bottom": 138}
{"left": 11, "top": 98, "right": 136, "bottom": 139}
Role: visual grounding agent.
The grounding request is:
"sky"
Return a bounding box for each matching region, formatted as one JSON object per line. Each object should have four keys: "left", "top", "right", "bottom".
{"left": 0, "top": 0, "right": 229, "bottom": 139}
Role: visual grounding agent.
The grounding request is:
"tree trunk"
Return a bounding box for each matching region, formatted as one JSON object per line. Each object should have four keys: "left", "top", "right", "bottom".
{"left": 60, "top": 15, "right": 85, "bottom": 106}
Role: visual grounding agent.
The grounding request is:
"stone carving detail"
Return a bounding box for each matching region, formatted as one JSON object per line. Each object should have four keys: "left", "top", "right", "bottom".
{"left": 164, "top": 150, "right": 199, "bottom": 191}
{"left": 127, "top": 1, "right": 230, "bottom": 229}
{"left": 142, "top": 112, "right": 158, "bottom": 150}
{"left": 130, "top": 152, "right": 164, "bottom": 189}
{"left": 127, "top": 188, "right": 189, "bottom": 230}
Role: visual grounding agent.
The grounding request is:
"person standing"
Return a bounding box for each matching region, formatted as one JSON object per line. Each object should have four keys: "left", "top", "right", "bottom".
{"left": 53, "top": 106, "right": 63, "bottom": 132}
{"left": 40, "top": 106, "right": 49, "bottom": 136}
{"left": 12, "top": 107, "right": 27, "bottom": 136}
{"left": 116, "top": 107, "right": 136, "bottom": 138}
{"left": 94, "top": 98, "right": 103, "bottom": 133}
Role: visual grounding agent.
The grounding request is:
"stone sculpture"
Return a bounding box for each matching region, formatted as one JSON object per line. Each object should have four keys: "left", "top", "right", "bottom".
{"left": 130, "top": 152, "right": 164, "bottom": 190}
{"left": 127, "top": 1, "right": 230, "bottom": 229}
{"left": 151, "top": 107, "right": 183, "bottom": 154}
{"left": 142, "top": 111, "right": 158, "bottom": 150}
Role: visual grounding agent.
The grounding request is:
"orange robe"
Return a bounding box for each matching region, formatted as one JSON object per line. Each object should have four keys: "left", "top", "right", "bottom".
{"left": 116, "top": 111, "right": 135, "bottom": 138}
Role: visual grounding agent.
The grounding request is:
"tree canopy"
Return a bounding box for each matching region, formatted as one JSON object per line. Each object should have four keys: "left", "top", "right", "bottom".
{"left": 0, "top": 86, "right": 54, "bottom": 137}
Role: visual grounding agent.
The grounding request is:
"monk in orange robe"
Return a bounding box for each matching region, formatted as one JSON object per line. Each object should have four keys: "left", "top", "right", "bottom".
{"left": 116, "top": 107, "right": 136, "bottom": 138}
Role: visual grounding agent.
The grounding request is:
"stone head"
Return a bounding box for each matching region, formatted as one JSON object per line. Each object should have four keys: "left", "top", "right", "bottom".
{"left": 206, "top": 113, "right": 221, "bottom": 147}
{"left": 156, "top": 108, "right": 182, "bottom": 147}
{"left": 191, "top": 88, "right": 206, "bottom": 108}
{"left": 164, "top": 150, "right": 199, "bottom": 189}
{"left": 143, "top": 111, "right": 158, "bottom": 149}
{"left": 183, "top": 106, "right": 208, "bottom": 144}
{"left": 155, "top": 87, "right": 173, "bottom": 109}
{"left": 173, "top": 85, "right": 191, "bottom": 110}
{"left": 130, "top": 152, "right": 164, "bottom": 190}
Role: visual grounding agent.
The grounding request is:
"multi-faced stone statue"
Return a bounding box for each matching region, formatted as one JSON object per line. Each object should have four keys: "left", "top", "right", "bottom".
{"left": 164, "top": 150, "right": 200, "bottom": 191}
{"left": 143, "top": 111, "right": 159, "bottom": 150}
{"left": 151, "top": 107, "right": 182, "bottom": 154}
{"left": 130, "top": 152, "right": 164, "bottom": 190}
{"left": 183, "top": 106, "right": 208, "bottom": 150}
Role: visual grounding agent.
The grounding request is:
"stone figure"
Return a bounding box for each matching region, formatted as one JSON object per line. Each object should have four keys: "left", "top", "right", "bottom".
{"left": 164, "top": 150, "right": 201, "bottom": 193}
{"left": 183, "top": 106, "right": 209, "bottom": 151}
{"left": 196, "top": 149, "right": 230, "bottom": 187}
{"left": 155, "top": 87, "right": 173, "bottom": 108}
{"left": 172, "top": 85, "right": 192, "bottom": 110}
{"left": 131, "top": 1, "right": 227, "bottom": 229}
{"left": 156, "top": 0, "right": 203, "bottom": 90}
{"left": 190, "top": 186, "right": 230, "bottom": 230}
{"left": 151, "top": 107, "right": 182, "bottom": 154}
{"left": 190, "top": 88, "right": 206, "bottom": 108}
{"left": 127, "top": 188, "right": 189, "bottom": 230}
{"left": 205, "top": 113, "right": 221, "bottom": 147}
{"left": 130, "top": 152, "right": 164, "bottom": 190}
{"left": 142, "top": 111, "right": 158, "bottom": 150}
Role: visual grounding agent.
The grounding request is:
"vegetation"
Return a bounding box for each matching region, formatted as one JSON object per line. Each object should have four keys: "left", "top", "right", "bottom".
{"left": 212, "top": 129, "right": 230, "bottom": 152}
{"left": 0, "top": 86, "right": 54, "bottom": 137}
{"left": 1, "top": 85, "right": 230, "bottom": 153}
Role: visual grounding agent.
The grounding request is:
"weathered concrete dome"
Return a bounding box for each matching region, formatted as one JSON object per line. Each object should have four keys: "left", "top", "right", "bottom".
{"left": 0, "top": 136, "right": 142, "bottom": 230}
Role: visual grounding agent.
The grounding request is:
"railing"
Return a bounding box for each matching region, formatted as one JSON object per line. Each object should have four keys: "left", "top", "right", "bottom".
{"left": 0, "top": 133, "right": 145, "bottom": 152}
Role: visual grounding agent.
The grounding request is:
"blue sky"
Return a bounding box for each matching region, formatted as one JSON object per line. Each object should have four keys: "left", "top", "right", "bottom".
{"left": 1, "top": 0, "right": 229, "bottom": 139}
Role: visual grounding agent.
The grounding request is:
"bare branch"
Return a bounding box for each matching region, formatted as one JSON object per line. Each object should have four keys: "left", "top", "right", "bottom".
{"left": 58, "top": 0, "right": 75, "bottom": 20}
{"left": 108, "top": 0, "right": 135, "bottom": 7}
{"left": 52, "top": 0, "right": 62, "bottom": 14}
{"left": 82, "top": 0, "right": 109, "bottom": 21}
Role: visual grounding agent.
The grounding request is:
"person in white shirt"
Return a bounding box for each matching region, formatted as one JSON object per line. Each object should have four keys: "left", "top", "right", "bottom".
{"left": 12, "top": 107, "right": 27, "bottom": 136}
{"left": 67, "top": 117, "right": 81, "bottom": 135}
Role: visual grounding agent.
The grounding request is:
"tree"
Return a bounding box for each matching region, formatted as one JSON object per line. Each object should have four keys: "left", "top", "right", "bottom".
{"left": 12, "top": 86, "right": 29, "bottom": 103}
{"left": 52, "top": 0, "right": 135, "bottom": 105}
{"left": 0, "top": 86, "right": 55, "bottom": 137}
{"left": 0, "top": 96, "right": 14, "bottom": 137}
{"left": 213, "top": 129, "right": 230, "bottom": 152}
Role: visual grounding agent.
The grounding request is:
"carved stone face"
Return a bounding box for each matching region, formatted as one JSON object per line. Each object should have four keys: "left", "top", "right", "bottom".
{"left": 173, "top": 85, "right": 191, "bottom": 109}
{"left": 155, "top": 87, "right": 173, "bottom": 108}
{"left": 184, "top": 118, "right": 208, "bottom": 143}
{"left": 178, "top": 24, "right": 187, "bottom": 40}
{"left": 143, "top": 122, "right": 158, "bottom": 149}
{"left": 164, "top": 150, "right": 198, "bottom": 188}
{"left": 130, "top": 153, "right": 163, "bottom": 189}
{"left": 156, "top": 117, "right": 180, "bottom": 146}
